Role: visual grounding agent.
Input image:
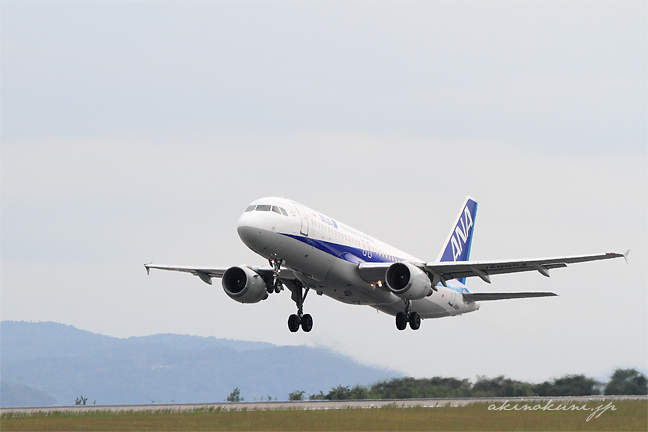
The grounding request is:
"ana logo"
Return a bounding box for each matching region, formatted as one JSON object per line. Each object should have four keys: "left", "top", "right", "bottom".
{"left": 450, "top": 206, "right": 473, "bottom": 261}
{"left": 319, "top": 214, "right": 338, "bottom": 229}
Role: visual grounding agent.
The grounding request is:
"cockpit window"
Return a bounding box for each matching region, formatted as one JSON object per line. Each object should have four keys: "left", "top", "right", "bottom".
{"left": 249, "top": 204, "right": 288, "bottom": 215}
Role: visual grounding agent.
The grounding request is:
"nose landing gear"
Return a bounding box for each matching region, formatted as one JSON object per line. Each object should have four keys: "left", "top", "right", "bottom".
{"left": 268, "top": 259, "right": 284, "bottom": 294}
{"left": 396, "top": 300, "right": 421, "bottom": 331}
{"left": 286, "top": 280, "right": 312, "bottom": 333}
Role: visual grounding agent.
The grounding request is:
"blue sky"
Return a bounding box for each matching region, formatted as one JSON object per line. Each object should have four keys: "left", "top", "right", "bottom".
{"left": 2, "top": 1, "right": 646, "bottom": 382}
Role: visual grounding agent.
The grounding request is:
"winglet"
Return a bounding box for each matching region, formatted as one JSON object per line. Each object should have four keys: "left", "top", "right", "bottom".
{"left": 623, "top": 250, "right": 630, "bottom": 264}
{"left": 144, "top": 262, "right": 152, "bottom": 275}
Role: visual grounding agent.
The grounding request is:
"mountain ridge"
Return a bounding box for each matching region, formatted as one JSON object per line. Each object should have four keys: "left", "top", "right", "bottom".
{"left": 0, "top": 321, "right": 401, "bottom": 407}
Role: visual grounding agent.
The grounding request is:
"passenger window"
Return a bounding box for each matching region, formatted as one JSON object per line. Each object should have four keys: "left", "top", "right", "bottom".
{"left": 245, "top": 205, "right": 256, "bottom": 212}
{"left": 271, "top": 206, "right": 281, "bottom": 214}
{"left": 279, "top": 207, "right": 288, "bottom": 216}
{"left": 256, "top": 205, "right": 271, "bottom": 212}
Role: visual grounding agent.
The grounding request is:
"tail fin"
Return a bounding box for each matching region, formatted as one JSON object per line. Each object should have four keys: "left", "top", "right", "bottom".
{"left": 436, "top": 197, "right": 479, "bottom": 277}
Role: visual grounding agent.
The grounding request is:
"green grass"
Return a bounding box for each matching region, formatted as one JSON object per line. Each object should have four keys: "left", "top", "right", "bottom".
{"left": 2, "top": 400, "right": 646, "bottom": 431}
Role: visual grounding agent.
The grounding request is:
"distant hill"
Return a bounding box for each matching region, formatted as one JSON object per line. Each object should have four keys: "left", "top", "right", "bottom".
{"left": 0, "top": 321, "right": 274, "bottom": 364}
{"left": 0, "top": 382, "right": 56, "bottom": 407}
{"left": 0, "top": 321, "right": 400, "bottom": 407}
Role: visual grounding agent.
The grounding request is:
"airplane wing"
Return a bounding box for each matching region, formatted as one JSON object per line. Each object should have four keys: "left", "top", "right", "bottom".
{"left": 357, "top": 251, "right": 628, "bottom": 285}
{"left": 144, "top": 264, "right": 297, "bottom": 285}
{"left": 422, "top": 252, "right": 628, "bottom": 284}
{"left": 463, "top": 292, "right": 557, "bottom": 301}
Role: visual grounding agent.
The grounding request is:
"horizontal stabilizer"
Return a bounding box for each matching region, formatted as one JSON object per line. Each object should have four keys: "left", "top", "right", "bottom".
{"left": 463, "top": 292, "right": 557, "bottom": 302}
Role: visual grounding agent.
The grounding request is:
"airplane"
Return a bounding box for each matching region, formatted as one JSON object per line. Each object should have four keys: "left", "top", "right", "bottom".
{"left": 145, "top": 197, "right": 628, "bottom": 332}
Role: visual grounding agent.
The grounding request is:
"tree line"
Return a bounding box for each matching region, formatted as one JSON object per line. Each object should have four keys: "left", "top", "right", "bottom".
{"left": 285, "top": 368, "right": 647, "bottom": 401}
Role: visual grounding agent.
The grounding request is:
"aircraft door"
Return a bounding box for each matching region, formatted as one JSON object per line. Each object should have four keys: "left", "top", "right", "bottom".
{"left": 294, "top": 204, "right": 309, "bottom": 236}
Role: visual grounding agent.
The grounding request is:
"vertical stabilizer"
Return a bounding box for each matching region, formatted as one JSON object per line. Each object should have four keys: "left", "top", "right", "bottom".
{"left": 436, "top": 197, "right": 479, "bottom": 283}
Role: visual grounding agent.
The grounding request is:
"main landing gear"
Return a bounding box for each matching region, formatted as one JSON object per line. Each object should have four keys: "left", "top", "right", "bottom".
{"left": 265, "top": 263, "right": 313, "bottom": 333}
{"left": 287, "top": 281, "right": 312, "bottom": 333}
{"left": 396, "top": 300, "right": 421, "bottom": 331}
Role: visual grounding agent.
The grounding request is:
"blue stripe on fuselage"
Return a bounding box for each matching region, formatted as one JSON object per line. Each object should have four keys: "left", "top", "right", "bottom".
{"left": 281, "top": 233, "right": 470, "bottom": 293}
{"left": 281, "top": 233, "right": 400, "bottom": 264}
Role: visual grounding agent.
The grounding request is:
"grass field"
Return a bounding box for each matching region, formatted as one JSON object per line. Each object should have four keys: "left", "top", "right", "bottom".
{"left": 2, "top": 400, "right": 646, "bottom": 431}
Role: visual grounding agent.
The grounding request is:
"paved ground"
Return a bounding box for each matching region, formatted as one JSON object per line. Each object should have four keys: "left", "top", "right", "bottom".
{"left": 2, "top": 395, "right": 646, "bottom": 415}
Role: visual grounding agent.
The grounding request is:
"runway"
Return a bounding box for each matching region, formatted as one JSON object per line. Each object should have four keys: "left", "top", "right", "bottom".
{"left": 2, "top": 395, "right": 646, "bottom": 415}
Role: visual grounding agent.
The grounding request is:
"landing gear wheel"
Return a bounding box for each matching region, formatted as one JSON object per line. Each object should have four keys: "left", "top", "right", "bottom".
{"left": 269, "top": 259, "right": 284, "bottom": 294}
{"left": 409, "top": 312, "right": 421, "bottom": 330}
{"left": 267, "top": 279, "right": 282, "bottom": 294}
{"left": 287, "top": 280, "right": 312, "bottom": 333}
{"left": 395, "top": 312, "right": 407, "bottom": 331}
{"left": 288, "top": 314, "right": 301, "bottom": 332}
{"left": 301, "top": 314, "right": 313, "bottom": 332}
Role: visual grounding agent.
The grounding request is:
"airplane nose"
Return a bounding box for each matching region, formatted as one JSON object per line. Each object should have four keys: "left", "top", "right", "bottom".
{"left": 237, "top": 224, "right": 257, "bottom": 247}
{"left": 237, "top": 211, "right": 263, "bottom": 248}
{"left": 237, "top": 211, "right": 250, "bottom": 229}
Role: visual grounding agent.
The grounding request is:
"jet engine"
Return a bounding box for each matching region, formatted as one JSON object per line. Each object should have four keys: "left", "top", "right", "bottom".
{"left": 385, "top": 262, "right": 433, "bottom": 300}
{"left": 222, "top": 266, "right": 269, "bottom": 304}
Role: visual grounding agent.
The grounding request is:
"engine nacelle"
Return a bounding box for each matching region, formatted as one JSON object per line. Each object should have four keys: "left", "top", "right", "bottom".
{"left": 385, "top": 262, "right": 433, "bottom": 300}
{"left": 222, "top": 266, "right": 269, "bottom": 304}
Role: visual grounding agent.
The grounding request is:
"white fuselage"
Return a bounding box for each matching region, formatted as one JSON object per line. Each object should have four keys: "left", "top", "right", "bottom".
{"left": 237, "top": 197, "right": 480, "bottom": 319}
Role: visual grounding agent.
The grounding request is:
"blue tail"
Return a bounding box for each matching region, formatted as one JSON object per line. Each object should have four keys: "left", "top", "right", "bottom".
{"left": 436, "top": 197, "right": 479, "bottom": 283}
